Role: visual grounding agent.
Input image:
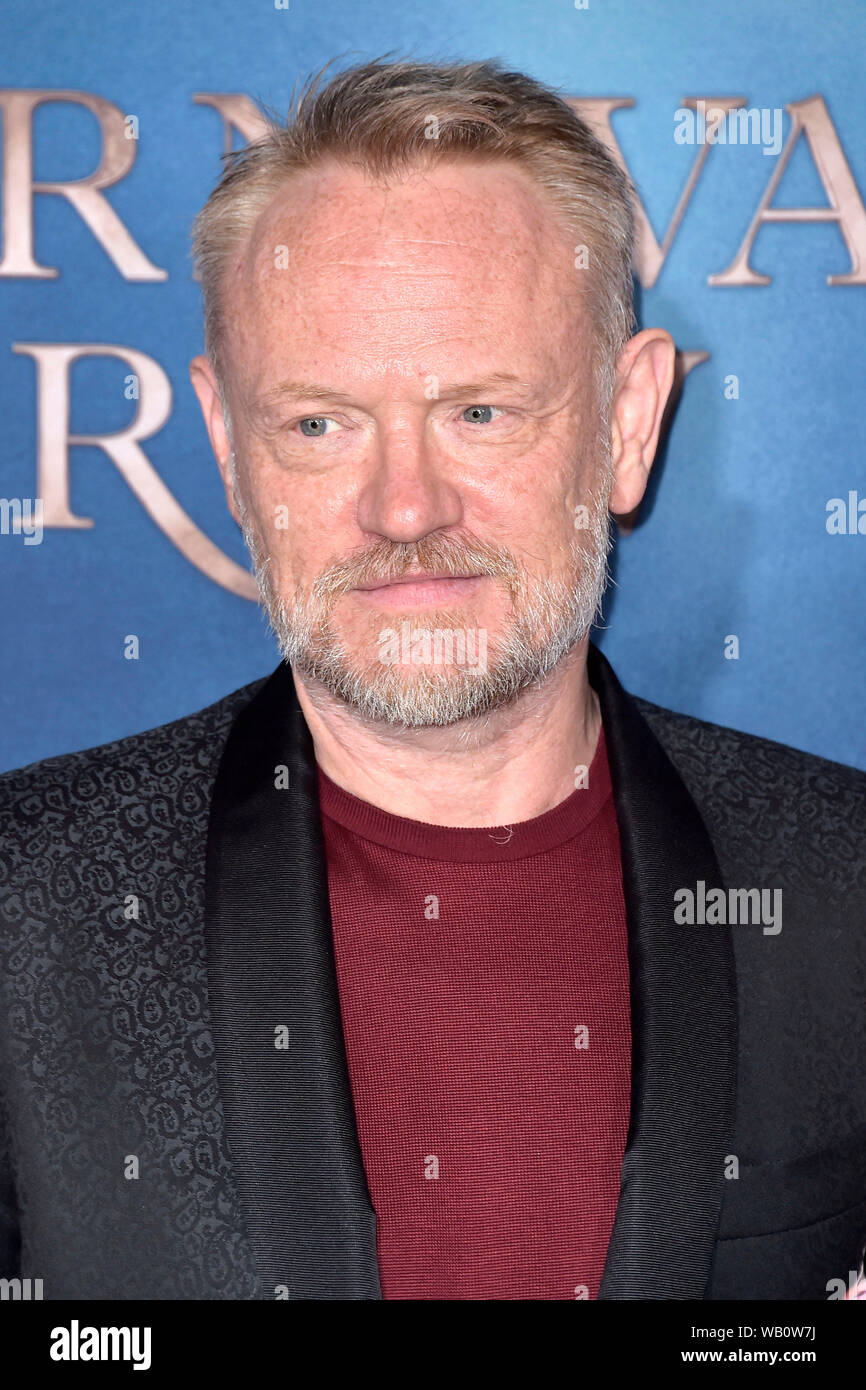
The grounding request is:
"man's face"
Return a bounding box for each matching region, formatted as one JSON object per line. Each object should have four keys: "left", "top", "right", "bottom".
{"left": 218, "top": 158, "right": 613, "bottom": 727}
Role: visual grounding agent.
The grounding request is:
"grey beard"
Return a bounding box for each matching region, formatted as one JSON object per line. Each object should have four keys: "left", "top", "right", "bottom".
{"left": 237, "top": 491, "right": 612, "bottom": 730}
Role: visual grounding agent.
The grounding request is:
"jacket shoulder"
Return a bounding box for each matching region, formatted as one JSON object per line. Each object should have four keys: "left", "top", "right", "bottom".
{"left": 635, "top": 694, "right": 864, "bottom": 792}
{"left": 633, "top": 695, "right": 866, "bottom": 886}
{"left": 0, "top": 674, "right": 269, "bottom": 832}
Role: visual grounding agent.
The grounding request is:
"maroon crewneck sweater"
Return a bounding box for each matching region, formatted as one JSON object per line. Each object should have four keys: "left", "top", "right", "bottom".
{"left": 316, "top": 725, "right": 631, "bottom": 1300}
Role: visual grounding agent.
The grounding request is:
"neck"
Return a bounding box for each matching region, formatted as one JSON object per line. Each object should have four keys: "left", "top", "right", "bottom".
{"left": 291, "top": 638, "right": 601, "bottom": 828}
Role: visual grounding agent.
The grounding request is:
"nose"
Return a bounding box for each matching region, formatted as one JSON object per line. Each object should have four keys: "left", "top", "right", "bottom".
{"left": 355, "top": 418, "right": 464, "bottom": 544}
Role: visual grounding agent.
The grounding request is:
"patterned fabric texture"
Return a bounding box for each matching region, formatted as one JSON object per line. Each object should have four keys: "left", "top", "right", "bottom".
{"left": 0, "top": 664, "right": 864, "bottom": 1299}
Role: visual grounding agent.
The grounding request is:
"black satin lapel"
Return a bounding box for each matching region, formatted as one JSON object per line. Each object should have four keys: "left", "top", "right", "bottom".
{"left": 589, "top": 646, "right": 738, "bottom": 1300}
{"left": 204, "top": 661, "right": 381, "bottom": 1300}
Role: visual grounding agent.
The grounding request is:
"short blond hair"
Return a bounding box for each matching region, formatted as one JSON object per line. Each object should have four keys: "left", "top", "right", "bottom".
{"left": 191, "top": 56, "right": 636, "bottom": 411}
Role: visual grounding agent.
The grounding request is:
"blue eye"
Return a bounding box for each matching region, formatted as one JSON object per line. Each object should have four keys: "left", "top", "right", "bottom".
{"left": 298, "top": 416, "right": 334, "bottom": 437}
{"left": 462, "top": 405, "right": 498, "bottom": 425}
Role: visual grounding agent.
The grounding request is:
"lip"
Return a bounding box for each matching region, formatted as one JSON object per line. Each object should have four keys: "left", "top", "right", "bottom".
{"left": 352, "top": 573, "right": 485, "bottom": 607}
{"left": 354, "top": 571, "right": 479, "bottom": 592}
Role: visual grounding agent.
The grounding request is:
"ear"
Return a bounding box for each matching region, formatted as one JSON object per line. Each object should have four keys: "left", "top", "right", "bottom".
{"left": 189, "top": 354, "right": 242, "bottom": 526}
{"left": 607, "top": 328, "right": 676, "bottom": 517}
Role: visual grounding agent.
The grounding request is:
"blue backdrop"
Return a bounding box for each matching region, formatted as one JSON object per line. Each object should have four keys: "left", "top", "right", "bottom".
{"left": 1, "top": 0, "right": 863, "bottom": 773}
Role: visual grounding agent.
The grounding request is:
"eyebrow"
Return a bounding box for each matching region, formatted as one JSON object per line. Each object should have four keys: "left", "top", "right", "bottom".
{"left": 252, "top": 370, "right": 536, "bottom": 412}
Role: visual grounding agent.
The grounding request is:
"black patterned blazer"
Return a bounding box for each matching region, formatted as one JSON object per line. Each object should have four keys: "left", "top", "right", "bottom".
{"left": 1, "top": 645, "right": 864, "bottom": 1300}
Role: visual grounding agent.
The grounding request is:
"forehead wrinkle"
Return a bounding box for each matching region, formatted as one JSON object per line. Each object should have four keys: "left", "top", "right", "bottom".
{"left": 246, "top": 238, "right": 554, "bottom": 305}
{"left": 227, "top": 161, "right": 588, "bottom": 399}
{"left": 248, "top": 162, "right": 555, "bottom": 270}
{"left": 238, "top": 275, "right": 579, "bottom": 394}
{"left": 243, "top": 247, "right": 554, "bottom": 325}
{"left": 237, "top": 193, "right": 562, "bottom": 339}
{"left": 311, "top": 261, "right": 487, "bottom": 279}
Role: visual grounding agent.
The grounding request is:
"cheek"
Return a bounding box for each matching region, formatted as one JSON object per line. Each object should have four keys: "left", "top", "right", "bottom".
{"left": 272, "top": 524, "right": 325, "bottom": 593}
{"left": 240, "top": 454, "right": 343, "bottom": 583}
{"left": 506, "top": 456, "right": 579, "bottom": 553}
{"left": 283, "top": 483, "right": 362, "bottom": 588}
